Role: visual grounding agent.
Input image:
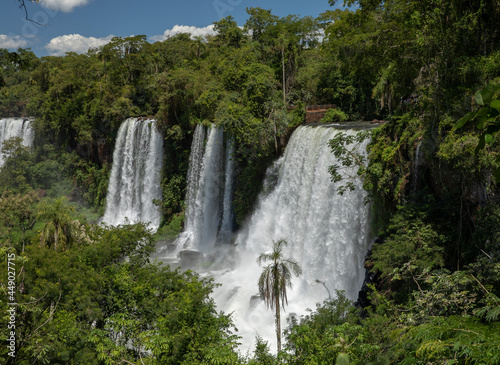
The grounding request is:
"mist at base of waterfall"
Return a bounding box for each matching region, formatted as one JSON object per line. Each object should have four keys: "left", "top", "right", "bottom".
{"left": 160, "top": 125, "right": 372, "bottom": 354}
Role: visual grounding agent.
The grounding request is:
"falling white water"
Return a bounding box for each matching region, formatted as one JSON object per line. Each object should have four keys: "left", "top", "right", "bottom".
{"left": 211, "top": 125, "right": 372, "bottom": 354}
{"left": 184, "top": 124, "right": 207, "bottom": 230}
{"left": 412, "top": 140, "right": 423, "bottom": 194}
{"left": 219, "top": 139, "right": 235, "bottom": 244}
{"left": 102, "top": 118, "right": 163, "bottom": 230}
{"left": 175, "top": 124, "right": 234, "bottom": 252}
{"left": 0, "top": 118, "right": 34, "bottom": 166}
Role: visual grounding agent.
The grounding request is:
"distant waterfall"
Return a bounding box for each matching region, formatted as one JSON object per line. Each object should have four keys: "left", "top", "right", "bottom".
{"left": 0, "top": 118, "right": 34, "bottom": 166}
{"left": 219, "top": 140, "right": 235, "bottom": 243}
{"left": 102, "top": 118, "right": 163, "bottom": 230}
{"left": 176, "top": 124, "right": 235, "bottom": 252}
{"left": 212, "top": 125, "right": 372, "bottom": 353}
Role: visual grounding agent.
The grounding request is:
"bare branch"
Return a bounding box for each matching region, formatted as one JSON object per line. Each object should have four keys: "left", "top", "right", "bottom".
{"left": 17, "top": 0, "right": 45, "bottom": 26}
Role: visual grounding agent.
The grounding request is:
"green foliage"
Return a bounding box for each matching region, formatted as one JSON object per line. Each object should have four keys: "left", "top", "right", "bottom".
{"left": 321, "top": 108, "right": 349, "bottom": 123}
{"left": 363, "top": 114, "right": 424, "bottom": 204}
{"left": 283, "top": 292, "right": 380, "bottom": 364}
{"left": 73, "top": 162, "right": 110, "bottom": 213}
{"left": 395, "top": 315, "right": 500, "bottom": 364}
{"left": 0, "top": 190, "right": 39, "bottom": 250}
{"left": 404, "top": 270, "right": 479, "bottom": 324}
{"left": 248, "top": 336, "right": 276, "bottom": 365}
{"left": 453, "top": 80, "right": 500, "bottom": 181}
{"left": 328, "top": 130, "right": 371, "bottom": 194}
{"left": 0, "top": 219, "right": 241, "bottom": 364}
{"left": 37, "top": 196, "right": 78, "bottom": 251}
{"left": 370, "top": 205, "right": 446, "bottom": 298}
{"left": 0, "top": 137, "right": 36, "bottom": 193}
{"left": 155, "top": 212, "right": 185, "bottom": 241}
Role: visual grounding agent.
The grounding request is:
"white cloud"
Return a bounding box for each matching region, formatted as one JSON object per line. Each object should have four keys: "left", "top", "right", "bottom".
{"left": 151, "top": 25, "right": 216, "bottom": 42}
{"left": 0, "top": 35, "right": 28, "bottom": 49}
{"left": 41, "top": 0, "right": 92, "bottom": 13}
{"left": 45, "top": 34, "right": 114, "bottom": 56}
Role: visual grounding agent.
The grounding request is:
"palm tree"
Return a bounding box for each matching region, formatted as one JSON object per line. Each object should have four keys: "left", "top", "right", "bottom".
{"left": 257, "top": 239, "right": 302, "bottom": 353}
{"left": 38, "top": 197, "right": 77, "bottom": 251}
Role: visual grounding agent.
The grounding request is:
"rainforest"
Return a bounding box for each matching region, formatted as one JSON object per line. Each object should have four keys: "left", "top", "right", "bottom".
{"left": 1, "top": 0, "right": 500, "bottom": 364}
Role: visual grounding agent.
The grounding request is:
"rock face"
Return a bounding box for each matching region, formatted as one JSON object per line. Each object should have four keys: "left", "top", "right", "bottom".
{"left": 305, "top": 104, "right": 336, "bottom": 123}
{"left": 178, "top": 250, "right": 204, "bottom": 268}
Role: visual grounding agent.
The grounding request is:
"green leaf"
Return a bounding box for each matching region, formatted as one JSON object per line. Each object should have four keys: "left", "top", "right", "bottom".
{"left": 485, "top": 134, "right": 493, "bottom": 144}
{"left": 493, "top": 166, "right": 500, "bottom": 183}
{"left": 480, "top": 82, "right": 500, "bottom": 104}
{"left": 336, "top": 353, "right": 350, "bottom": 365}
{"left": 476, "top": 90, "right": 485, "bottom": 105}
{"left": 476, "top": 107, "right": 489, "bottom": 118}
{"left": 475, "top": 134, "right": 486, "bottom": 154}
{"left": 453, "top": 111, "right": 476, "bottom": 130}
{"left": 491, "top": 100, "right": 500, "bottom": 112}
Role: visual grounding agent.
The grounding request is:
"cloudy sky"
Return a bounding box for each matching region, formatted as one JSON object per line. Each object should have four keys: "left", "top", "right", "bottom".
{"left": 1, "top": 0, "right": 345, "bottom": 57}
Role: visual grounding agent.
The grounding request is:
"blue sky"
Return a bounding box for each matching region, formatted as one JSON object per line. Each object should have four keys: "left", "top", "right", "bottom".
{"left": 1, "top": 0, "right": 345, "bottom": 57}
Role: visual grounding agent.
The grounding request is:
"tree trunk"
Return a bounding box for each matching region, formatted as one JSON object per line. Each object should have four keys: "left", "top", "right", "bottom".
{"left": 275, "top": 293, "right": 281, "bottom": 353}
{"left": 273, "top": 116, "right": 278, "bottom": 154}
{"left": 282, "top": 47, "right": 286, "bottom": 104}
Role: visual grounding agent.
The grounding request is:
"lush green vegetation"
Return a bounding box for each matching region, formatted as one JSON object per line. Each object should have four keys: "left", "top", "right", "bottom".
{"left": 1, "top": 0, "right": 500, "bottom": 363}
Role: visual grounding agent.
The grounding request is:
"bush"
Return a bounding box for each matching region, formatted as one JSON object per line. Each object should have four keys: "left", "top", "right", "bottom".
{"left": 320, "top": 108, "right": 349, "bottom": 123}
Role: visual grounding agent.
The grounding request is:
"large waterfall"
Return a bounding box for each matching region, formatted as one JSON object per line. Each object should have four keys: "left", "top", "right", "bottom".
{"left": 175, "top": 124, "right": 235, "bottom": 252}
{"left": 0, "top": 118, "right": 34, "bottom": 166}
{"left": 102, "top": 118, "right": 163, "bottom": 230}
{"left": 172, "top": 123, "right": 372, "bottom": 352}
{"left": 208, "top": 125, "right": 372, "bottom": 353}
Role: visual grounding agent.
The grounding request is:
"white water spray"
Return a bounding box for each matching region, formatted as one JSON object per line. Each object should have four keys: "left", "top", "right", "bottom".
{"left": 0, "top": 118, "right": 34, "bottom": 166}
{"left": 210, "top": 125, "right": 372, "bottom": 353}
{"left": 175, "top": 124, "right": 234, "bottom": 252}
{"left": 102, "top": 118, "right": 163, "bottom": 230}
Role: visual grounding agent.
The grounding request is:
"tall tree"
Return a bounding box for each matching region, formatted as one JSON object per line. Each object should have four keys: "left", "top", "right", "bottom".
{"left": 38, "top": 196, "right": 78, "bottom": 251}
{"left": 257, "top": 239, "right": 302, "bottom": 353}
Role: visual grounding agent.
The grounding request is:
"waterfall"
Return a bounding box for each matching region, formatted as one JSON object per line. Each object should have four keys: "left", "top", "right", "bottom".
{"left": 412, "top": 140, "right": 422, "bottom": 195}
{"left": 219, "top": 139, "right": 235, "bottom": 243}
{"left": 211, "top": 125, "right": 372, "bottom": 353}
{"left": 102, "top": 118, "right": 163, "bottom": 230}
{"left": 175, "top": 124, "right": 235, "bottom": 252}
{"left": 0, "top": 118, "right": 34, "bottom": 166}
{"left": 184, "top": 124, "right": 207, "bottom": 231}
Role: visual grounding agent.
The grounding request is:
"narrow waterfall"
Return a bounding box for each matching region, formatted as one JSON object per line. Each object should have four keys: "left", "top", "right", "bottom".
{"left": 219, "top": 139, "right": 235, "bottom": 244}
{"left": 0, "top": 118, "right": 34, "bottom": 166}
{"left": 412, "top": 140, "right": 423, "bottom": 195}
{"left": 175, "top": 124, "right": 235, "bottom": 252}
{"left": 102, "top": 118, "right": 163, "bottom": 230}
{"left": 211, "top": 125, "right": 372, "bottom": 353}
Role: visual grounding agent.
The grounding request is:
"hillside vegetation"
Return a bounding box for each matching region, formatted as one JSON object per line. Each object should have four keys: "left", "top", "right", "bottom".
{"left": 1, "top": 1, "right": 499, "bottom": 363}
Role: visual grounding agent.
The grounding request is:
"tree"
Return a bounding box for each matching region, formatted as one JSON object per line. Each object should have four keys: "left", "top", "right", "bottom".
{"left": 257, "top": 239, "right": 302, "bottom": 353}
{"left": 38, "top": 196, "right": 78, "bottom": 251}
{"left": 213, "top": 16, "right": 244, "bottom": 48}
{"left": 275, "top": 31, "right": 289, "bottom": 104}
{"left": 0, "top": 191, "right": 38, "bottom": 251}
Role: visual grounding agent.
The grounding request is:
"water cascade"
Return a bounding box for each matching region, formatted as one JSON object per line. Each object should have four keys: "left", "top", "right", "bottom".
{"left": 0, "top": 118, "right": 34, "bottom": 166}
{"left": 210, "top": 125, "right": 372, "bottom": 353}
{"left": 102, "top": 118, "right": 163, "bottom": 230}
{"left": 412, "top": 140, "right": 423, "bottom": 195}
{"left": 175, "top": 124, "right": 235, "bottom": 252}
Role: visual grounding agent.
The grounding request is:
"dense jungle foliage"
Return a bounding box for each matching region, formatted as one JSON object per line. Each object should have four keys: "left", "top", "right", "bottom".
{"left": 1, "top": 0, "right": 500, "bottom": 363}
